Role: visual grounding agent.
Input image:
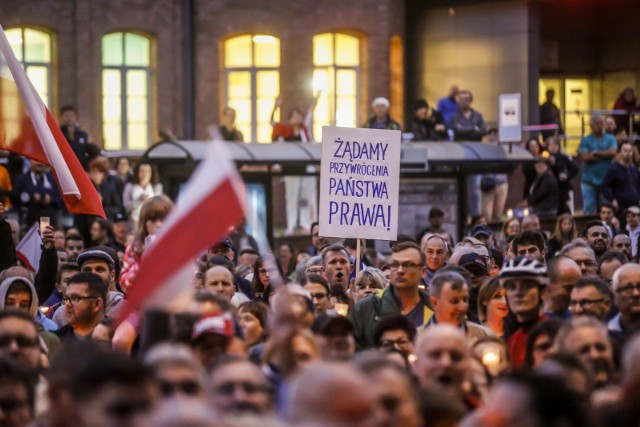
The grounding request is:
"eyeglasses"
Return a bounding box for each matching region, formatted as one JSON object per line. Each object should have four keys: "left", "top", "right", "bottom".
{"left": 380, "top": 337, "right": 412, "bottom": 349}
{"left": 213, "top": 381, "right": 270, "bottom": 396}
{"left": 569, "top": 298, "right": 607, "bottom": 309}
{"left": 63, "top": 295, "right": 98, "bottom": 304}
{"left": 573, "top": 259, "right": 597, "bottom": 268}
{"left": 0, "top": 334, "right": 39, "bottom": 349}
{"left": 616, "top": 282, "right": 640, "bottom": 295}
{"left": 389, "top": 262, "right": 424, "bottom": 271}
{"left": 159, "top": 380, "right": 201, "bottom": 397}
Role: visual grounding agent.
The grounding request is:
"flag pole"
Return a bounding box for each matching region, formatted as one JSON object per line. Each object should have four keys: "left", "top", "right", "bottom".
{"left": 356, "top": 238, "right": 361, "bottom": 276}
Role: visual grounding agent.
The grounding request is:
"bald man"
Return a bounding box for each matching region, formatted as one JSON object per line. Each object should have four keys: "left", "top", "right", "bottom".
{"left": 543, "top": 256, "right": 582, "bottom": 318}
{"left": 413, "top": 324, "right": 470, "bottom": 401}
{"left": 202, "top": 265, "right": 248, "bottom": 307}
{"left": 287, "top": 362, "right": 388, "bottom": 427}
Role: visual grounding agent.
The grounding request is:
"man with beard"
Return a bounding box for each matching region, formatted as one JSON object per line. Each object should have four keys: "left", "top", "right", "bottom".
{"left": 555, "top": 317, "right": 615, "bottom": 389}
{"left": 512, "top": 231, "right": 547, "bottom": 263}
{"left": 609, "top": 263, "right": 640, "bottom": 335}
{"left": 208, "top": 357, "right": 273, "bottom": 415}
{"left": 542, "top": 256, "right": 582, "bottom": 319}
{"left": 612, "top": 233, "right": 632, "bottom": 260}
{"left": 582, "top": 221, "right": 610, "bottom": 258}
{"left": 321, "top": 244, "right": 352, "bottom": 292}
{"left": 55, "top": 273, "right": 106, "bottom": 341}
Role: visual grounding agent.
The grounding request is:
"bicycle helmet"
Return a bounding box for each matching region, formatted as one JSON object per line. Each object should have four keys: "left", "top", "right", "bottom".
{"left": 499, "top": 256, "right": 547, "bottom": 278}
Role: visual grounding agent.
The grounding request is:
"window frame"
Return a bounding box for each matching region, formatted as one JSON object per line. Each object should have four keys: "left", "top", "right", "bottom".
{"left": 312, "top": 32, "right": 362, "bottom": 135}
{"left": 101, "top": 30, "right": 154, "bottom": 150}
{"left": 5, "top": 26, "right": 55, "bottom": 108}
{"left": 223, "top": 34, "right": 281, "bottom": 143}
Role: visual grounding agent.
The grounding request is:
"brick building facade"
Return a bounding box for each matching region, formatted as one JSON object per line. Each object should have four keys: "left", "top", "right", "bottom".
{"left": 0, "top": 0, "right": 405, "bottom": 148}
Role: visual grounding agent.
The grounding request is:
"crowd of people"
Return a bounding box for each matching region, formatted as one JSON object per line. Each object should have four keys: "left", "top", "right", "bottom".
{"left": 1, "top": 88, "right": 640, "bottom": 426}
{"left": 2, "top": 187, "right": 640, "bottom": 426}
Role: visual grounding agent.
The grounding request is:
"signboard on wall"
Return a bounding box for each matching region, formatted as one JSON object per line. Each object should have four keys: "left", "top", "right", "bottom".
{"left": 499, "top": 93, "right": 522, "bottom": 143}
{"left": 318, "top": 126, "right": 401, "bottom": 241}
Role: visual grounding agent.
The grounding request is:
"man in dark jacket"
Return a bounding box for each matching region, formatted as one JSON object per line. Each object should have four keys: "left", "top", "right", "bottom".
{"left": 519, "top": 157, "right": 559, "bottom": 217}
{"left": 602, "top": 140, "right": 640, "bottom": 227}
{"left": 349, "top": 242, "right": 434, "bottom": 350}
{"left": 548, "top": 137, "right": 578, "bottom": 215}
{"left": 410, "top": 99, "right": 447, "bottom": 141}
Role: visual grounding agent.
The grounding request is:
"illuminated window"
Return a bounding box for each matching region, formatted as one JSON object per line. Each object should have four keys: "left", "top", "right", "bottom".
{"left": 102, "top": 32, "right": 153, "bottom": 150}
{"left": 6, "top": 27, "right": 53, "bottom": 107}
{"left": 224, "top": 34, "right": 280, "bottom": 142}
{"left": 390, "top": 36, "right": 404, "bottom": 127}
{"left": 313, "top": 32, "right": 361, "bottom": 139}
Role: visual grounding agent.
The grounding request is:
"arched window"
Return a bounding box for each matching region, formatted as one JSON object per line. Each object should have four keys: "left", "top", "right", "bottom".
{"left": 5, "top": 27, "right": 53, "bottom": 108}
{"left": 102, "top": 31, "right": 153, "bottom": 150}
{"left": 223, "top": 34, "right": 280, "bottom": 142}
{"left": 312, "top": 32, "right": 361, "bottom": 138}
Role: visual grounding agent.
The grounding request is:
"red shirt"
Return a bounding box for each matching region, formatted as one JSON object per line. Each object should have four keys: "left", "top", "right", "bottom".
{"left": 507, "top": 314, "right": 547, "bottom": 371}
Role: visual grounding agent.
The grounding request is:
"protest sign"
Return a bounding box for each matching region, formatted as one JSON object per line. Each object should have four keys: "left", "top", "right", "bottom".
{"left": 319, "top": 126, "right": 401, "bottom": 241}
{"left": 498, "top": 93, "right": 522, "bottom": 142}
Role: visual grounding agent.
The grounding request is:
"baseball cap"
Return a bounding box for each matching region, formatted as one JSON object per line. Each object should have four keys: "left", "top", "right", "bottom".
{"left": 470, "top": 224, "right": 493, "bottom": 238}
{"left": 311, "top": 311, "right": 353, "bottom": 336}
{"left": 212, "top": 237, "right": 234, "bottom": 251}
{"left": 76, "top": 249, "right": 115, "bottom": 271}
{"left": 113, "top": 212, "right": 128, "bottom": 223}
{"left": 192, "top": 312, "right": 235, "bottom": 341}
{"left": 458, "top": 253, "right": 488, "bottom": 275}
{"left": 625, "top": 206, "right": 640, "bottom": 215}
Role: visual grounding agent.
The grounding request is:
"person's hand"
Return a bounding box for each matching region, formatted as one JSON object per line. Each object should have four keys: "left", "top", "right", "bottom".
{"left": 33, "top": 193, "right": 41, "bottom": 203}
{"left": 435, "top": 124, "right": 445, "bottom": 132}
{"left": 275, "top": 96, "right": 283, "bottom": 107}
{"left": 41, "top": 225, "right": 55, "bottom": 250}
{"left": 140, "top": 193, "right": 150, "bottom": 201}
{"left": 612, "top": 199, "right": 619, "bottom": 211}
{"left": 43, "top": 194, "right": 51, "bottom": 205}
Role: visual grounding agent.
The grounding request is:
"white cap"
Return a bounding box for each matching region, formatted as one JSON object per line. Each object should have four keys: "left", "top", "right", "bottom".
{"left": 372, "top": 97, "right": 390, "bottom": 108}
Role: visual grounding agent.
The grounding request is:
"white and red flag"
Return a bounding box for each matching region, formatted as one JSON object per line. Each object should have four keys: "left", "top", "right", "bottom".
{"left": 118, "top": 140, "right": 246, "bottom": 321}
{"left": 0, "top": 25, "right": 105, "bottom": 217}
{"left": 16, "top": 222, "right": 42, "bottom": 272}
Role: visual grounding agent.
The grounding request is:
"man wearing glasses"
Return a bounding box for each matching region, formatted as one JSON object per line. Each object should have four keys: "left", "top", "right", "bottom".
{"left": 55, "top": 273, "right": 107, "bottom": 341}
{"left": 569, "top": 276, "right": 611, "bottom": 322}
{"left": 609, "top": 263, "right": 640, "bottom": 335}
{"left": 349, "top": 242, "right": 433, "bottom": 350}
{"left": 558, "top": 240, "right": 599, "bottom": 276}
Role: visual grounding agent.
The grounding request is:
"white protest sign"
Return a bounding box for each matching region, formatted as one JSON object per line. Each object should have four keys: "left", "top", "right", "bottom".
{"left": 319, "top": 126, "right": 401, "bottom": 241}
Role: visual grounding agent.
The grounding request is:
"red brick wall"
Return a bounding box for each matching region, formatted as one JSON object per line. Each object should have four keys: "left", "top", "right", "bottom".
{"left": 1, "top": 0, "right": 405, "bottom": 145}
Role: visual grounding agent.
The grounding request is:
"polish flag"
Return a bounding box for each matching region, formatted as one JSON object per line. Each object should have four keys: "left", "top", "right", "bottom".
{"left": 0, "top": 26, "right": 105, "bottom": 217}
{"left": 118, "top": 140, "right": 246, "bottom": 321}
{"left": 16, "top": 222, "right": 42, "bottom": 272}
